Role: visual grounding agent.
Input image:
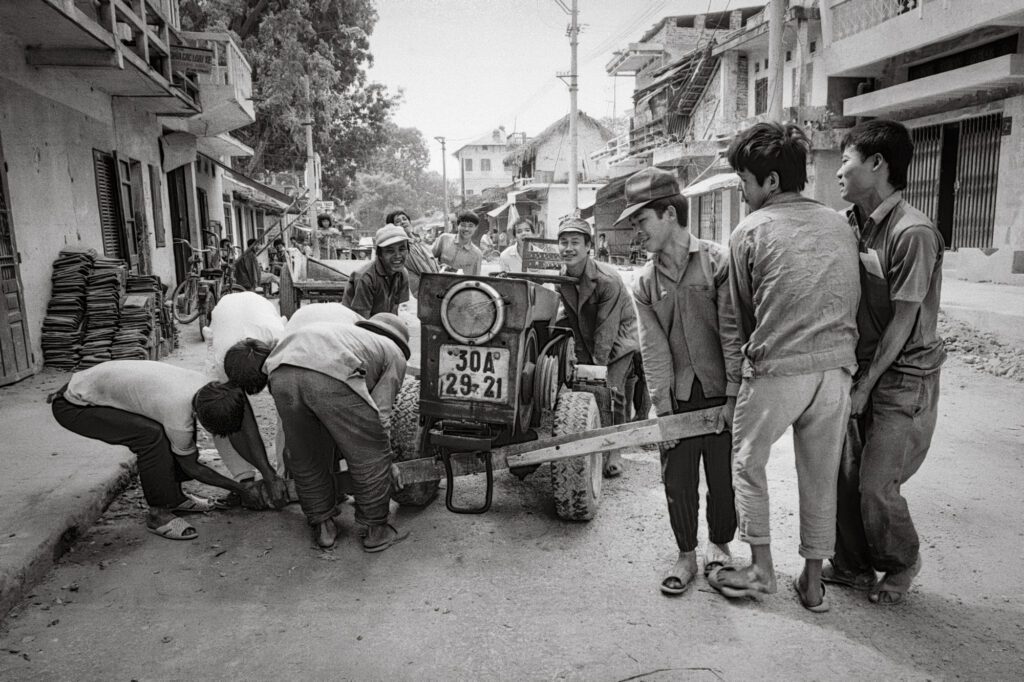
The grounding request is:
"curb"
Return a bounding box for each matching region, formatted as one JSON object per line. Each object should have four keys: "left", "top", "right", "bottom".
{"left": 0, "top": 460, "right": 137, "bottom": 623}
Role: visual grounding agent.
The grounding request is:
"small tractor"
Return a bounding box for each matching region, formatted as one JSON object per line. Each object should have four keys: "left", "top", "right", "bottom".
{"left": 389, "top": 271, "right": 719, "bottom": 521}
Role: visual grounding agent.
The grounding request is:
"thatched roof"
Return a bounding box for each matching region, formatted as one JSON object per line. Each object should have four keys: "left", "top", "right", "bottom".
{"left": 503, "top": 111, "right": 613, "bottom": 171}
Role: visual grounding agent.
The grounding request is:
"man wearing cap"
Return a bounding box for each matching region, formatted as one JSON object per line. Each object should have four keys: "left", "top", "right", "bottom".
{"left": 263, "top": 312, "right": 412, "bottom": 551}
{"left": 619, "top": 167, "right": 743, "bottom": 597}
{"left": 433, "top": 211, "right": 483, "bottom": 276}
{"left": 555, "top": 216, "right": 648, "bottom": 478}
{"left": 343, "top": 225, "right": 410, "bottom": 319}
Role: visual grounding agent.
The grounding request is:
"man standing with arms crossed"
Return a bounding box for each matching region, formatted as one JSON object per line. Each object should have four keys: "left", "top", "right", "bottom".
{"left": 708, "top": 122, "right": 860, "bottom": 612}
{"left": 828, "top": 119, "right": 945, "bottom": 605}
{"left": 620, "top": 168, "right": 741, "bottom": 595}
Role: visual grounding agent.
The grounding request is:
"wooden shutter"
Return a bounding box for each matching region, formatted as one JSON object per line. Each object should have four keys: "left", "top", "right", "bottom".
{"left": 93, "top": 150, "right": 124, "bottom": 259}
{"left": 149, "top": 164, "right": 166, "bottom": 247}
{"left": 0, "top": 132, "right": 35, "bottom": 384}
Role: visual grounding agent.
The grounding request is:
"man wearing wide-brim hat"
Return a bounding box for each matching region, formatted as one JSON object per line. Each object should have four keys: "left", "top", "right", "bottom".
{"left": 618, "top": 166, "right": 743, "bottom": 597}
{"left": 343, "top": 225, "right": 410, "bottom": 318}
{"left": 263, "top": 311, "right": 412, "bottom": 551}
{"left": 554, "top": 215, "right": 649, "bottom": 478}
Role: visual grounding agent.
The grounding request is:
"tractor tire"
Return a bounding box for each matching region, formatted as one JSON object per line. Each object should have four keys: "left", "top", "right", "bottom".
{"left": 549, "top": 391, "right": 602, "bottom": 521}
{"left": 389, "top": 377, "right": 439, "bottom": 507}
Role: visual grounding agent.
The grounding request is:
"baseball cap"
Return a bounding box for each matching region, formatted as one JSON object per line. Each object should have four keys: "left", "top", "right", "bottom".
{"left": 557, "top": 216, "right": 591, "bottom": 238}
{"left": 374, "top": 225, "right": 409, "bottom": 249}
{"left": 614, "top": 167, "right": 682, "bottom": 224}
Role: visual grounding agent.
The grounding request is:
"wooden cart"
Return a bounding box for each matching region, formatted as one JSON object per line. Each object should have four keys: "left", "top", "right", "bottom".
{"left": 278, "top": 252, "right": 364, "bottom": 319}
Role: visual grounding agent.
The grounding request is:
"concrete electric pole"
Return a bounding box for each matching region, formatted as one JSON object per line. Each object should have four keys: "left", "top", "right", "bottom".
{"left": 303, "top": 76, "right": 318, "bottom": 242}
{"left": 434, "top": 135, "right": 450, "bottom": 234}
{"left": 768, "top": 0, "right": 786, "bottom": 123}
{"left": 555, "top": 0, "right": 580, "bottom": 213}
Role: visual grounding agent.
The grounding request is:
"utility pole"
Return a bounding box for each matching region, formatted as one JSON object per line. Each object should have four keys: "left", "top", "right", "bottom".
{"left": 303, "top": 76, "right": 318, "bottom": 243}
{"left": 434, "top": 136, "right": 450, "bottom": 234}
{"left": 768, "top": 0, "right": 785, "bottom": 122}
{"left": 555, "top": 0, "right": 580, "bottom": 213}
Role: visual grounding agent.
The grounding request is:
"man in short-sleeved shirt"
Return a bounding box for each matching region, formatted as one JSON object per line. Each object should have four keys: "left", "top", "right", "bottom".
{"left": 433, "top": 212, "right": 483, "bottom": 275}
{"left": 829, "top": 120, "right": 945, "bottom": 606}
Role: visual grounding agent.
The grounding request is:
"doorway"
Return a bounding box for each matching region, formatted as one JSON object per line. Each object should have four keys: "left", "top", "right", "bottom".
{"left": 167, "top": 166, "right": 191, "bottom": 284}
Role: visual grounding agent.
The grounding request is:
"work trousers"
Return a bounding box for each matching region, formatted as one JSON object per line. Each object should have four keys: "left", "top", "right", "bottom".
{"left": 660, "top": 378, "right": 735, "bottom": 553}
{"left": 732, "top": 368, "right": 852, "bottom": 560}
{"left": 834, "top": 369, "right": 940, "bottom": 575}
{"left": 269, "top": 366, "right": 391, "bottom": 527}
{"left": 50, "top": 395, "right": 188, "bottom": 508}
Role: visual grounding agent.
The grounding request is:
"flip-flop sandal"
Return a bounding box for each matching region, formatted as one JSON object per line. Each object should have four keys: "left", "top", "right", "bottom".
{"left": 146, "top": 517, "right": 197, "bottom": 541}
{"left": 869, "top": 556, "right": 922, "bottom": 605}
{"left": 172, "top": 492, "right": 217, "bottom": 513}
{"left": 792, "top": 576, "right": 830, "bottom": 613}
{"left": 821, "top": 564, "right": 876, "bottom": 591}
{"left": 362, "top": 524, "right": 410, "bottom": 553}
{"left": 707, "top": 565, "right": 770, "bottom": 600}
{"left": 660, "top": 574, "right": 693, "bottom": 596}
{"left": 703, "top": 560, "right": 726, "bottom": 578}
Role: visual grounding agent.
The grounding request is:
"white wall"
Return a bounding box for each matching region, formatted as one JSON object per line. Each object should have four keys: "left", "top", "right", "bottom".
{"left": 458, "top": 145, "right": 514, "bottom": 196}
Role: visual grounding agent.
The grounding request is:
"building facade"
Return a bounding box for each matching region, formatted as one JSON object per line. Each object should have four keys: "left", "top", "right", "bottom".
{"left": 0, "top": 0, "right": 257, "bottom": 385}
{"left": 452, "top": 128, "right": 520, "bottom": 204}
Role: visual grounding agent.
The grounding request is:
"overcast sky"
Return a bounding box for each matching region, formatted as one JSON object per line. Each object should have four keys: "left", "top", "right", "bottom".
{"left": 368, "top": 0, "right": 744, "bottom": 174}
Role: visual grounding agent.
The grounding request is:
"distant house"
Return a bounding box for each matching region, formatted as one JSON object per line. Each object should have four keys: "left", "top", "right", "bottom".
{"left": 452, "top": 128, "right": 520, "bottom": 205}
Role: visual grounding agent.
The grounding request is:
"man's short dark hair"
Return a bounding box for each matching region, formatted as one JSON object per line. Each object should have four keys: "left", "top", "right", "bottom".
{"left": 219, "top": 238, "right": 231, "bottom": 248}
{"left": 246, "top": 238, "right": 258, "bottom": 248}
{"left": 456, "top": 211, "right": 480, "bottom": 226}
{"left": 223, "top": 338, "right": 272, "bottom": 394}
{"left": 727, "top": 122, "right": 810, "bottom": 193}
{"left": 646, "top": 195, "right": 689, "bottom": 227}
{"left": 272, "top": 238, "right": 284, "bottom": 248}
{"left": 840, "top": 119, "right": 914, "bottom": 191}
{"left": 385, "top": 210, "right": 410, "bottom": 225}
{"left": 317, "top": 213, "right": 332, "bottom": 227}
{"left": 193, "top": 381, "right": 246, "bottom": 437}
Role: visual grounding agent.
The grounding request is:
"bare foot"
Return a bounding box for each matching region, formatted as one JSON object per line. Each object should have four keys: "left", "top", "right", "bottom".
{"left": 661, "top": 551, "right": 698, "bottom": 595}
{"left": 602, "top": 451, "right": 624, "bottom": 478}
{"left": 314, "top": 519, "right": 338, "bottom": 549}
{"left": 870, "top": 555, "right": 922, "bottom": 605}
{"left": 794, "top": 570, "right": 827, "bottom": 611}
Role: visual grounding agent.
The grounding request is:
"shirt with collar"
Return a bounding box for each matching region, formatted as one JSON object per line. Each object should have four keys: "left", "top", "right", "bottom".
{"left": 342, "top": 257, "right": 409, "bottom": 319}
{"left": 498, "top": 244, "right": 522, "bottom": 272}
{"left": 432, "top": 233, "right": 482, "bottom": 276}
{"left": 729, "top": 192, "right": 860, "bottom": 378}
{"left": 632, "top": 234, "right": 742, "bottom": 414}
{"left": 264, "top": 321, "right": 407, "bottom": 424}
{"left": 557, "top": 257, "right": 640, "bottom": 367}
{"left": 845, "top": 191, "right": 946, "bottom": 375}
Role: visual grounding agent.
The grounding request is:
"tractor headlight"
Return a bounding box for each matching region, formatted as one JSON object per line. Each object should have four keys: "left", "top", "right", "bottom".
{"left": 440, "top": 280, "right": 506, "bottom": 345}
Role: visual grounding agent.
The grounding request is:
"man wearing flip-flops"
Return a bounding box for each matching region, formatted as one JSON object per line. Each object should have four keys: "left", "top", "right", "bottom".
{"left": 50, "top": 360, "right": 288, "bottom": 541}
{"left": 619, "top": 168, "right": 742, "bottom": 596}
{"left": 233, "top": 313, "right": 412, "bottom": 552}
{"left": 708, "top": 122, "right": 860, "bottom": 613}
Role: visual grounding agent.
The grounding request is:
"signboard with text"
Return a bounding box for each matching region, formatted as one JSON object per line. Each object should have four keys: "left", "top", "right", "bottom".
{"left": 170, "top": 45, "right": 214, "bottom": 73}
{"left": 522, "top": 237, "right": 561, "bottom": 275}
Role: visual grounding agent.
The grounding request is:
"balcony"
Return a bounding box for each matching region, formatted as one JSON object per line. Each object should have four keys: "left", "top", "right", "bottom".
{"left": 844, "top": 53, "right": 1024, "bottom": 117}
{"left": 179, "top": 32, "right": 255, "bottom": 136}
{"left": 1, "top": 0, "right": 200, "bottom": 115}
{"left": 606, "top": 42, "right": 666, "bottom": 76}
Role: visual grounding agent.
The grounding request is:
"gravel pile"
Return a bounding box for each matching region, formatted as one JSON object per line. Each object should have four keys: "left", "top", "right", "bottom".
{"left": 939, "top": 312, "right": 1024, "bottom": 382}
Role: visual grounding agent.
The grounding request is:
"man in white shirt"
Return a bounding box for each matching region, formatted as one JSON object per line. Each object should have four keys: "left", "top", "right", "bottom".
{"left": 50, "top": 361, "right": 286, "bottom": 541}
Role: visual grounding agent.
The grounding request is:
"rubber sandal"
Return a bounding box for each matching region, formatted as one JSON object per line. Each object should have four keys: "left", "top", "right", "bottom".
{"left": 707, "top": 565, "right": 772, "bottom": 600}
{"left": 869, "top": 556, "right": 921, "bottom": 605}
{"left": 172, "top": 492, "right": 217, "bottom": 513}
{"left": 362, "top": 524, "right": 409, "bottom": 553}
{"left": 703, "top": 560, "right": 725, "bottom": 578}
{"left": 660, "top": 574, "right": 692, "bottom": 596}
{"left": 821, "top": 564, "right": 876, "bottom": 591}
{"left": 146, "top": 517, "right": 197, "bottom": 541}
{"left": 793, "top": 576, "right": 830, "bottom": 613}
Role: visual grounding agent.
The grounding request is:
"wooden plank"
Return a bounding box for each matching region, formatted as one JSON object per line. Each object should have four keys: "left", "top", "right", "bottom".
{"left": 393, "top": 408, "right": 721, "bottom": 485}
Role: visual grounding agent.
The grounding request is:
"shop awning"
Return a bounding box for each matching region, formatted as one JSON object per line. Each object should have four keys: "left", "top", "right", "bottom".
{"left": 682, "top": 172, "right": 739, "bottom": 197}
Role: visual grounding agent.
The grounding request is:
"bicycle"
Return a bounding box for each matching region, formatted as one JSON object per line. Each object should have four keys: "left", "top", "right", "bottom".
{"left": 171, "top": 239, "right": 244, "bottom": 339}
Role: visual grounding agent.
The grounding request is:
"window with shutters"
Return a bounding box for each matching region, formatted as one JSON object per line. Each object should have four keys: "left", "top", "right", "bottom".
{"left": 115, "top": 156, "right": 141, "bottom": 272}
{"left": 754, "top": 78, "right": 768, "bottom": 115}
{"left": 149, "top": 164, "right": 165, "bottom": 247}
{"left": 481, "top": 159, "right": 491, "bottom": 172}
{"left": 93, "top": 150, "right": 125, "bottom": 260}
{"left": 464, "top": 158, "right": 473, "bottom": 172}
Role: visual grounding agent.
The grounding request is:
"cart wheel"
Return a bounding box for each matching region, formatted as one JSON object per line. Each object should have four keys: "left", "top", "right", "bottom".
{"left": 550, "top": 390, "right": 602, "bottom": 521}
{"left": 390, "top": 377, "right": 439, "bottom": 507}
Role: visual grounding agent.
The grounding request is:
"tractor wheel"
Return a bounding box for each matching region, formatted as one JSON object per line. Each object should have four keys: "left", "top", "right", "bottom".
{"left": 389, "top": 377, "right": 439, "bottom": 507}
{"left": 549, "top": 391, "right": 602, "bottom": 521}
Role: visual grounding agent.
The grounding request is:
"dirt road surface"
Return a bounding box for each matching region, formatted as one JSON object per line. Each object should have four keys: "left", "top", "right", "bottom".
{"left": 1, "top": 312, "right": 1022, "bottom": 680}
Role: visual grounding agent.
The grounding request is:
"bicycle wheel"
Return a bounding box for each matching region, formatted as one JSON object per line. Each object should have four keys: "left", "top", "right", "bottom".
{"left": 172, "top": 277, "right": 202, "bottom": 324}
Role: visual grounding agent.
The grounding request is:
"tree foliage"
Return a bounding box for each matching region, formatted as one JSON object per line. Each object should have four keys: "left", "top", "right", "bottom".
{"left": 180, "top": 0, "right": 398, "bottom": 196}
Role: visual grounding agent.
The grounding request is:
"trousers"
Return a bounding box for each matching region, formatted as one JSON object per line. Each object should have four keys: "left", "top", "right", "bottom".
{"left": 51, "top": 395, "right": 188, "bottom": 508}
{"left": 834, "top": 369, "right": 940, "bottom": 574}
{"left": 660, "top": 378, "right": 735, "bottom": 552}
{"left": 269, "top": 365, "right": 391, "bottom": 527}
{"left": 732, "top": 368, "right": 852, "bottom": 560}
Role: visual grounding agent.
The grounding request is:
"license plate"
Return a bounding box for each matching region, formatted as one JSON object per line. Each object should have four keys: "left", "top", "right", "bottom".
{"left": 438, "top": 345, "right": 511, "bottom": 403}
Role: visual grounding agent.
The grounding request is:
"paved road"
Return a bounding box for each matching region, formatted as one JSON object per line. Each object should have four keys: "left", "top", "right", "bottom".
{"left": 1, "top": 319, "right": 1022, "bottom": 680}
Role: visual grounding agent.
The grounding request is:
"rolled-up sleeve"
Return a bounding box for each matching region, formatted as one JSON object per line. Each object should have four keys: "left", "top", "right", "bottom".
{"left": 632, "top": 276, "right": 674, "bottom": 416}
{"left": 368, "top": 352, "right": 407, "bottom": 429}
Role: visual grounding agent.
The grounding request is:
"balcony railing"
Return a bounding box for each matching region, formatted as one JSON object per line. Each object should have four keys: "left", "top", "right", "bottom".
{"left": 179, "top": 31, "right": 255, "bottom": 136}
{"left": 830, "top": 0, "right": 923, "bottom": 42}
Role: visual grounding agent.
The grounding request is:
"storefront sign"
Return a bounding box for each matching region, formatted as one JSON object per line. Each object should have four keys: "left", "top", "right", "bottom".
{"left": 171, "top": 45, "right": 214, "bottom": 73}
